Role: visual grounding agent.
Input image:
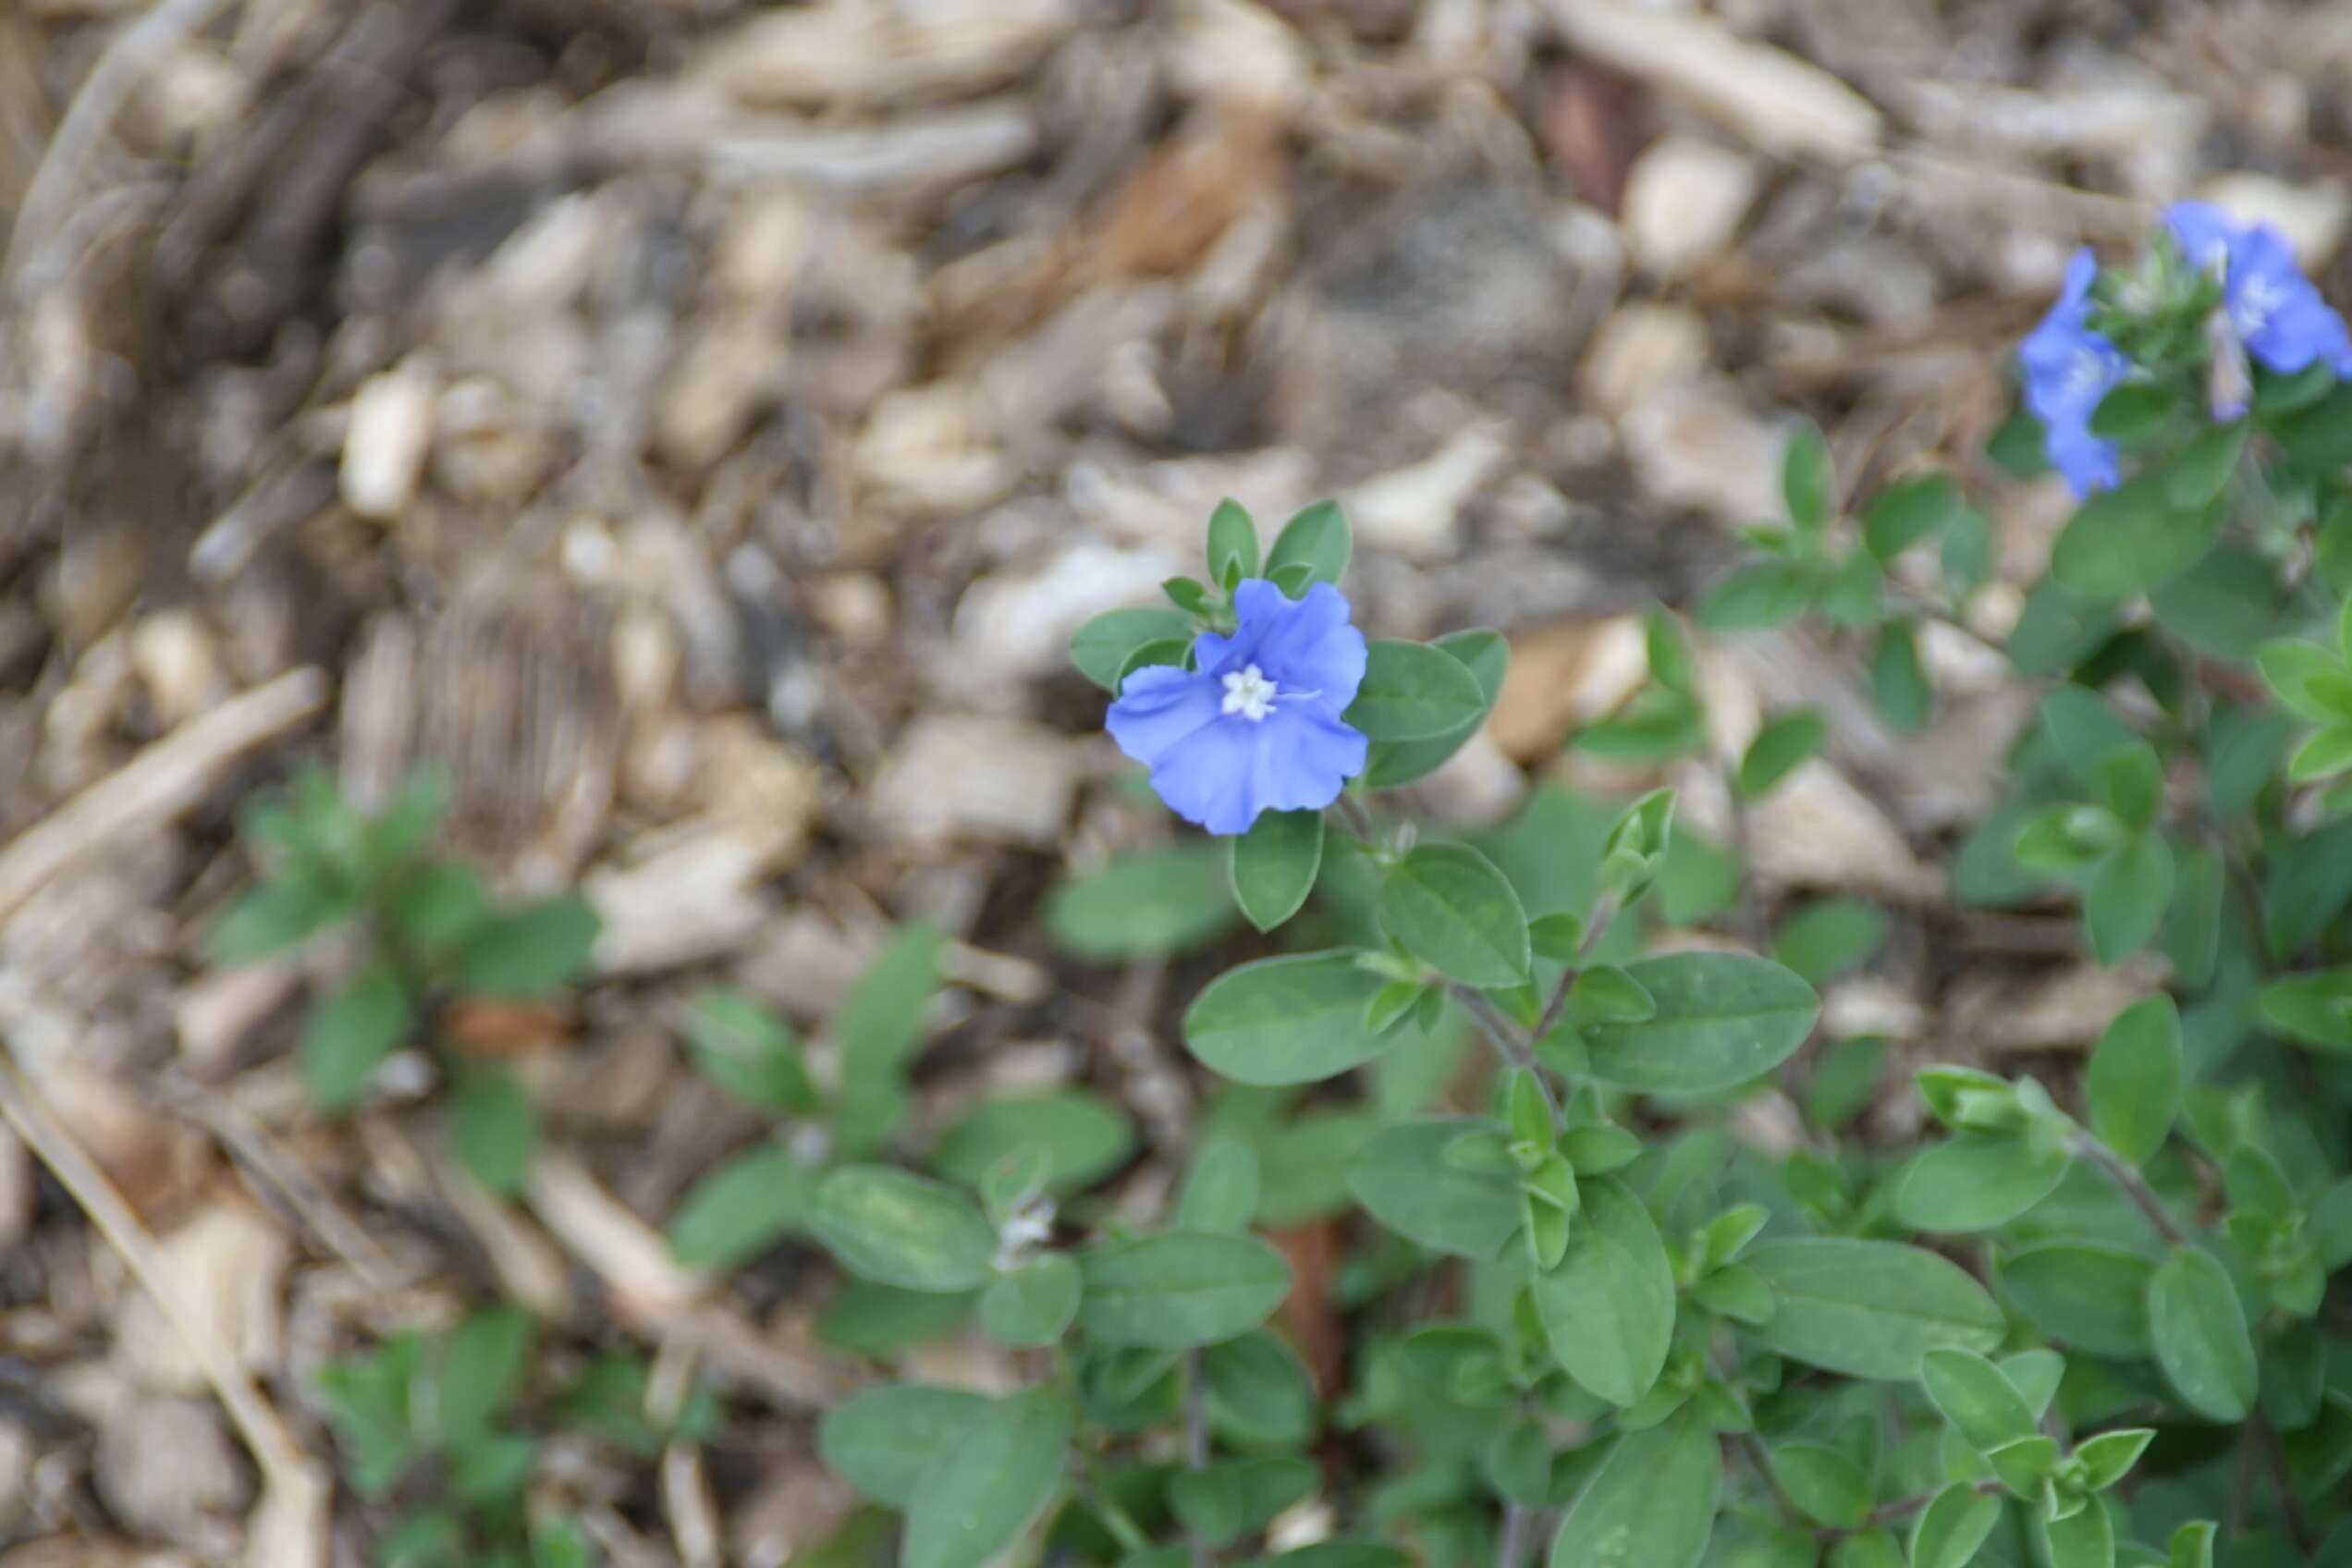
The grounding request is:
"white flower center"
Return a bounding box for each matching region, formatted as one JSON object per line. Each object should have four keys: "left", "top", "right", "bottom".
{"left": 1221, "top": 663, "right": 1280, "bottom": 722}
{"left": 2063, "top": 346, "right": 2110, "bottom": 398}
{"left": 2232, "top": 272, "right": 2288, "bottom": 337}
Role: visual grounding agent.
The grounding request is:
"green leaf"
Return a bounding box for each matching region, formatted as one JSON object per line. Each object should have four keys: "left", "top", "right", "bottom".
{"left": 1575, "top": 953, "right": 1819, "bottom": 1095}
{"left": 1072, "top": 608, "right": 1197, "bottom": 692}
{"left": 1863, "top": 473, "right": 1961, "bottom": 563}
{"left": 1546, "top": 1417, "right": 1721, "bottom": 1568}
{"left": 2088, "top": 382, "right": 2174, "bottom": 443}
{"left": 2049, "top": 473, "right": 2223, "bottom": 601}
{"left": 1207, "top": 499, "right": 1260, "bottom": 585}
{"left": 980, "top": 1255, "right": 1083, "bottom": 1348}
{"left": 2036, "top": 1493, "right": 2114, "bottom": 1568}
{"left": 205, "top": 874, "right": 356, "bottom": 964}
{"left": 1700, "top": 561, "right": 1815, "bottom": 631}
{"left": 1985, "top": 1434, "right": 2058, "bottom": 1499}
{"left": 933, "top": 1091, "right": 1136, "bottom": 1195}
{"left": 1869, "top": 621, "right": 1934, "bottom": 731}
{"left": 682, "top": 990, "right": 812, "bottom": 1113}
{"left": 1564, "top": 966, "right": 1654, "bottom": 1025}
{"left": 811, "top": 1168, "right": 998, "bottom": 1292}
{"left": 2147, "top": 1245, "right": 2257, "bottom": 1421}
{"left": 1910, "top": 1481, "right": 2001, "bottom": 1568}
{"left": 2160, "top": 839, "right": 2222, "bottom": 990}
{"left": 435, "top": 1306, "right": 535, "bottom": 1445}
{"left": 1344, "top": 640, "right": 1490, "bottom": 742}
{"left": 1048, "top": 845, "right": 1236, "bottom": 961}
{"left": 2085, "top": 834, "right": 2173, "bottom": 963}
{"left": 1771, "top": 899, "right": 1888, "bottom": 987}
{"left": 1998, "top": 1243, "right": 2152, "bottom": 1357}
{"left": 2312, "top": 1176, "right": 2352, "bottom": 1270}
{"left": 1163, "top": 576, "right": 1219, "bottom": 620}
{"left": 300, "top": 960, "right": 414, "bottom": 1114}
{"left": 378, "top": 1509, "right": 467, "bottom": 1568}
{"left": 1116, "top": 636, "right": 1192, "bottom": 691}
{"left": 1528, "top": 1178, "right": 1674, "bottom": 1408}
{"left": 1482, "top": 1414, "right": 1555, "bottom": 1505}
{"left": 1783, "top": 423, "right": 1834, "bottom": 531}
{"left": 2148, "top": 544, "right": 2280, "bottom": 661}
{"left": 2074, "top": 1428, "right": 2152, "bottom": 1490}
{"left": 1170, "top": 1458, "right": 1317, "bottom": 1549}
{"left": 2087, "top": 997, "right": 2181, "bottom": 1166}
{"left": 2255, "top": 639, "right": 2352, "bottom": 722}
{"left": 1894, "top": 1133, "right": 2068, "bottom": 1233}
{"left": 450, "top": 897, "right": 600, "bottom": 998}
{"left": 668, "top": 1144, "right": 816, "bottom": 1270}
{"left": 446, "top": 1068, "right": 536, "bottom": 1194}
{"left": 1743, "top": 1239, "right": 2004, "bottom": 1379}
{"left": 2258, "top": 968, "right": 2352, "bottom": 1050}
{"left": 1361, "top": 629, "right": 1508, "bottom": 790}
{"left": 1177, "top": 1138, "right": 1261, "bottom": 1232}
{"left": 1263, "top": 500, "right": 1352, "bottom": 588}
{"left": 816, "top": 1282, "right": 974, "bottom": 1358}
{"left": 447, "top": 1430, "right": 538, "bottom": 1506}
{"left": 383, "top": 861, "right": 493, "bottom": 955}
{"left": 2007, "top": 581, "right": 2120, "bottom": 675}
{"left": 1737, "top": 709, "right": 1827, "bottom": 800}
{"left": 1378, "top": 842, "right": 1531, "bottom": 986}
{"left": 1182, "top": 951, "right": 1391, "bottom": 1085}
{"left": 1202, "top": 1329, "right": 1317, "bottom": 1444}
{"left": 1692, "top": 1263, "right": 1775, "bottom": 1325}
{"left": 835, "top": 922, "right": 943, "bottom": 1079}
{"left": 1829, "top": 1529, "right": 1904, "bottom": 1568}
{"left": 1231, "top": 810, "right": 1325, "bottom": 933}
{"left": 530, "top": 1516, "right": 594, "bottom": 1568}
{"left": 2289, "top": 724, "right": 2352, "bottom": 780}
{"left": 2166, "top": 1522, "right": 2215, "bottom": 1568}
{"left": 902, "top": 1388, "right": 1072, "bottom": 1568}
{"left": 1920, "top": 1348, "right": 2035, "bottom": 1452}
{"left": 1770, "top": 1442, "right": 1870, "bottom": 1529}
{"left": 1077, "top": 1231, "right": 1292, "bottom": 1348}
{"left": 1345, "top": 1119, "right": 1523, "bottom": 1258}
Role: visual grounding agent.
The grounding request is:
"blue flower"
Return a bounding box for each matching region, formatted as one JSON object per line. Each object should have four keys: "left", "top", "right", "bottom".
{"left": 2017, "top": 248, "right": 2129, "bottom": 496}
{"left": 1107, "top": 579, "right": 1369, "bottom": 835}
{"left": 2166, "top": 202, "right": 2352, "bottom": 402}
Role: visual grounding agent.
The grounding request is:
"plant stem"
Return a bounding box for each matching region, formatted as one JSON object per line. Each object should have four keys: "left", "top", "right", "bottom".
{"left": 1529, "top": 893, "right": 1620, "bottom": 1047}
{"left": 1451, "top": 984, "right": 1564, "bottom": 1129}
{"left": 2251, "top": 1415, "right": 2314, "bottom": 1554}
{"left": 1182, "top": 1349, "right": 1214, "bottom": 1568}
{"left": 2065, "top": 1132, "right": 2188, "bottom": 1244}
{"left": 1496, "top": 1501, "right": 1534, "bottom": 1568}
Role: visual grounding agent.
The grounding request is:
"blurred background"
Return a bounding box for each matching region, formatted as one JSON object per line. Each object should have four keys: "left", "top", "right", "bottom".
{"left": 3, "top": 0, "right": 2349, "bottom": 1562}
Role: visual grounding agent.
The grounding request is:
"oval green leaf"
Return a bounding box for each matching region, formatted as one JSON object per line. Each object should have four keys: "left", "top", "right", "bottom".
{"left": 1528, "top": 1177, "right": 1675, "bottom": 1408}
{"left": 818, "top": 1385, "right": 992, "bottom": 1508}
{"left": 1998, "top": 1243, "right": 2153, "bottom": 1358}
{"left": 667, "top": 1144, "right": 817, "bottom": 1271}
{"left": 1894, "top": 1133, "right": 2069, "bottom": 1233}
{"left": 1344, "top": 1119, "right": 1523, "bottom": 1259}
{"left": 1344, "top": 640, "right": 1490, "bottom": 742}
{"left": 980, "top": 1255, "right": 1084, "bottom": 1348}
{"left": 1078, "top": 1231, "right": 1293, "bottom": 1349}
{"left": 2147, "top": 1245, "right": 2257, "bottom": 1421}
{"left": 933, "top": 1091, "right": 1136, "bottom": 1195}
{"left": 902, "top": 1388, "right": 1072, "bottom": 1568}
{"left": 1378, "top": 842, "right": 1532, "bottom": 987}
{"left": 1744, "top": 1238, "right": 2004, "bottom": 1380}
{"left": 1547, "top": 1417, "right": 1721, "bottom": 1568}
{"left": 1361, "top": 630, "right": 1508, "bottom": 790}
{"left": 1577, "top": 953, "right": 1819, "bottom": 1095}
{"left": 810, "top": 1167, "right": 998, "bottom": 1293}
{"left": 1072, "top": 607, "right": 1196, "bottom": 692}
{"left": 1231, "top": 810, "right": 1326, "bottom": 933}
{"left": 1182, "top": 951, "right": 1390, "bottom": 1085}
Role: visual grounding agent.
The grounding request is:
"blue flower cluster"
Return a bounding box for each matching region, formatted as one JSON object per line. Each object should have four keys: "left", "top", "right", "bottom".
{"left": 1107, "top": 580, "right": 1368, "bottom": 835}
{"left": 2020, "top": 203, "right": 2352, "bottom": 496}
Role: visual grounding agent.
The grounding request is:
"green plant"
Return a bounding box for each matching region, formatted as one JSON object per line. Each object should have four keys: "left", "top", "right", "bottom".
{"left": 312, "top": 1305, "right": 716, "bottom": 1566}
{"left": 206, "top": 766, "right": 600, "bottom": 1192}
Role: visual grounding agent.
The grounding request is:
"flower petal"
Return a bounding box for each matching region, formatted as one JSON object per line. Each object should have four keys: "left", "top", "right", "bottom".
{"left": 1147, "top": 706, "right": 1368, "bottom": 835}
{"left": 1106, "top": 664, "right": 1222, "bottom": 769}
{"left": 1254, "top": 582, "right": 1368, "bottom": 709}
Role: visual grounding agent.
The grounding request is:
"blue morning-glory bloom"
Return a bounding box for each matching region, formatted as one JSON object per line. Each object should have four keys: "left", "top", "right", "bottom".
{"left": 2166, "top": 201, "right": 2352, "bottom": 409}
{"left": 2018, "top": 248, "right": 2130, "bottom": 497}
{"left": 1107, "top": 579, "right": 1368, "bottom": 836}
